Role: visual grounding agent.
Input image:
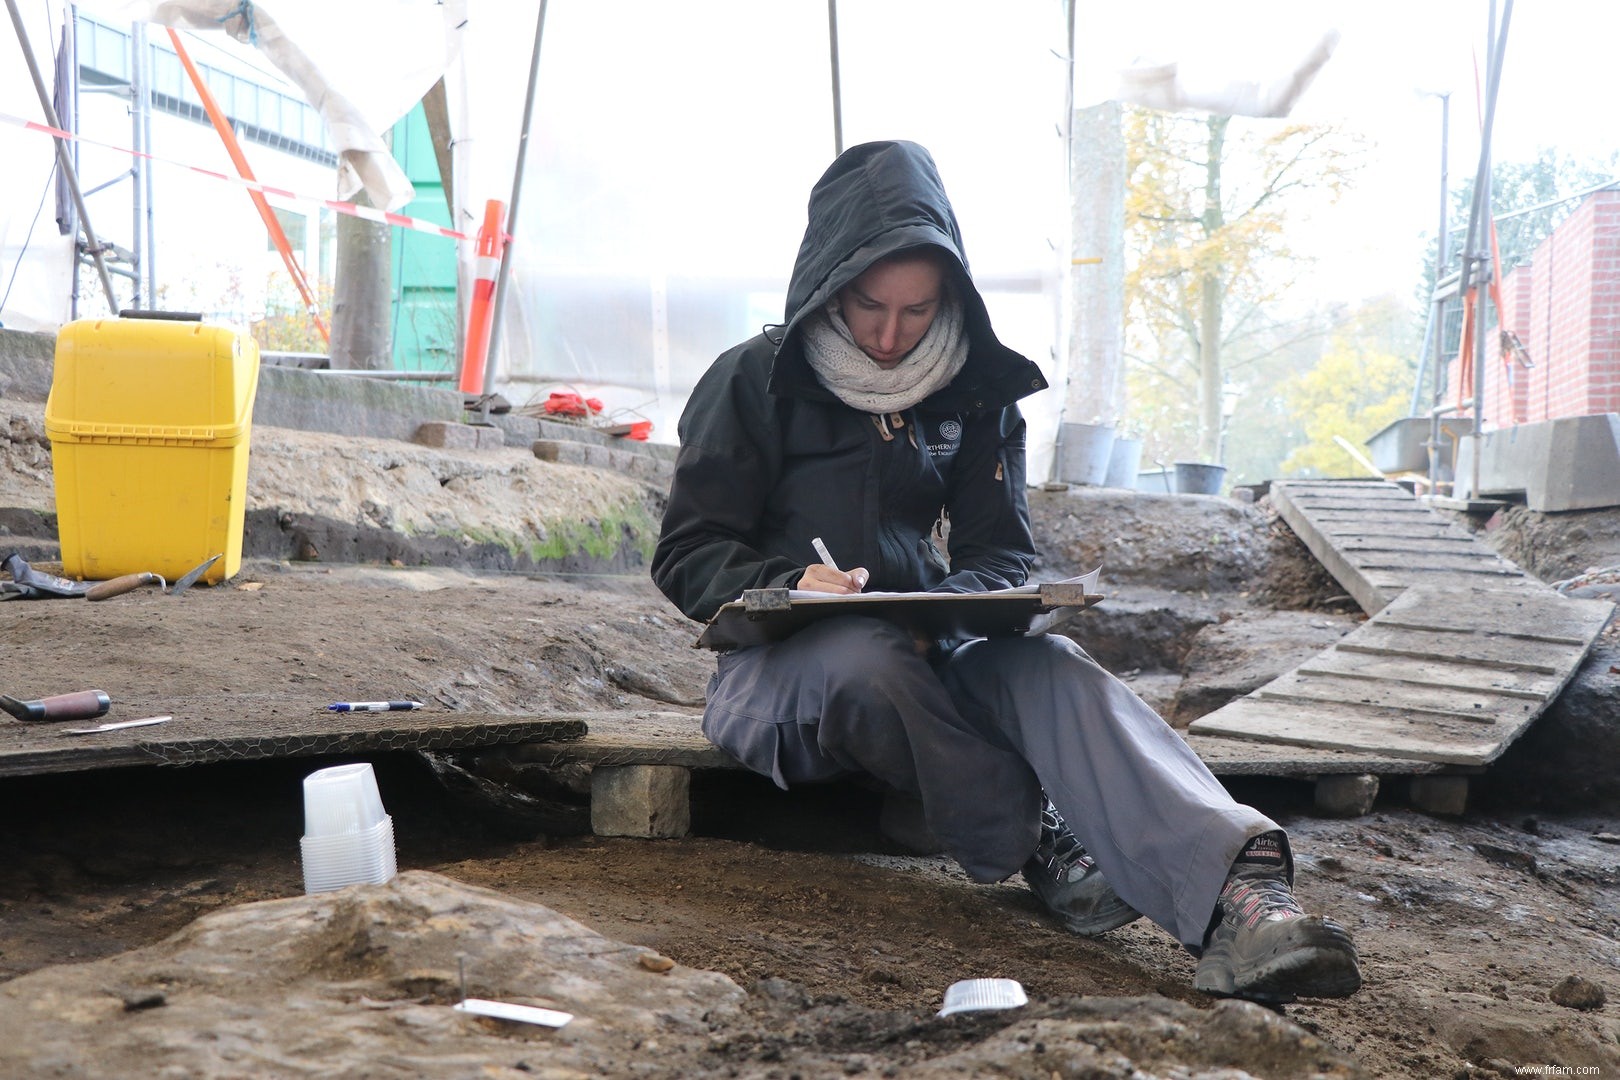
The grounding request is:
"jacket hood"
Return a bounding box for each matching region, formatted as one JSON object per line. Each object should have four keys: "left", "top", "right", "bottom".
{"left": 767, "top": 140, "right": 1047, "bottom": 411}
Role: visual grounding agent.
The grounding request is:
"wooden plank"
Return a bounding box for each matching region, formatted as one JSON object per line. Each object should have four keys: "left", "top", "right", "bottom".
{"left": 1360, "top": 568, "right": 1543, "bottom": 595}
{"left": 1373, "top": 620, "right": 1589, "bottom": 646}
{"left": 1282, "top": 480, "right": 1409, "bottom": 493}
{"left": 1375, "top": 587, "right": 1615, "bottom": 639}
{"left": 1320, "top": 525, "right": 1474, "bottom": 540}
{"left": 1188, "top": 697, "right": 1515, "bottom": 766}
{"left": 1336, "top": 538, "right": 1488, "bottom": 554}
{"left": 1296, "top": 651, "right": 1559, "bottom": 698}
{"left": 1314, "top": 528, "right": 1467, "bottom": 542}
{"left": 1304, "top": 510, "right": 1450, "bottom": 525}
{"left": 0, "top": 710, "right": 588, "bottom": 778}
{"left": 1351, "top": 553, "right": 1521, "bottom": 575}
{"left": 1271, "top": 483, "right": 1395, "bottom": 613}
{"left": 1253, "top": 671, "right": 1541, "bottom": 722}
{"left": 1188, "top": 586, "right": 1613, "bottom": 766}
{"left": 508, "top": 711, "right": 740, "bottom": 770}
{"left": 1334, "top": 628, "right": 1574, "bottom": 673}
{"left": 1279, "top": 490, "right": 1418, "bottom": 506}
{"left": 1183, "top": 732, "right": 1446, "bottom": 777}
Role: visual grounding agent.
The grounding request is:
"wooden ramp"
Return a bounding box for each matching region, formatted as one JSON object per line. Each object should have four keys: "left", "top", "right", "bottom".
{"left": 1190, "top": 480, "right": 1614, "bottom": 789}
{"left": 1269, "top": 479, "right": 1541, "bottom": 614}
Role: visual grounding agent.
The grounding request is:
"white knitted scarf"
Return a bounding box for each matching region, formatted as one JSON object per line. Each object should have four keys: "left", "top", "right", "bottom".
{"left": 801, "top": 291, "right": 967, "bottom": 413}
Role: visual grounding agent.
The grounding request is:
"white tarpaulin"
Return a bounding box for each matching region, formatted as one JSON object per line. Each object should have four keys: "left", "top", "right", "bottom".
{"left": 0, "top": 0, "right": 76, "bottom": 331}
{"left": 140, "top": 0, "right": 463, "bottom": 210}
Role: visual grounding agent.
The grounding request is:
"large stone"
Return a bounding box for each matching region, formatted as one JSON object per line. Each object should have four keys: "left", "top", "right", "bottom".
{"left": 591, "top": 763, "right": 691, "bottom": 837}
{"left": 414, "top": 420, "right": 478, "bottom": 449}
{"left": 1315, "top": 774, "right": 1380, "bottom": 817}
{"left": 0, "top": 871, "right": 745, "bottom": 1078}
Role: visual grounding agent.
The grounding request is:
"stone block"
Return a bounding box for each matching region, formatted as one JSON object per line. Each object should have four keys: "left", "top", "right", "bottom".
{"left": 533, "top": 439, "right": 590, "bottom": 465}
{"left": 590, "top": 764, "right": 690, "bottom": 838}
{"left": 415, "top": 421, "right": 478, "bottom": 450}
{"left": 1409, "top": 775, "right": 1468, "bottom": 816}
{"left": 474, "top": 425, "right": 508, "bottom": 450}
{"left": 1455, "top": 413, "right": 1620, "bottom": 511}
{"left": 1313, "top": 774, "right": 1379, "bottom": 817}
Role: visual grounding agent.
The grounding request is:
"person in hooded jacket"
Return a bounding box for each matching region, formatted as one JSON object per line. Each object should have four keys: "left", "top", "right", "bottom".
{"left": 652, "top": 140, "right": 1360, "bottom": 1004}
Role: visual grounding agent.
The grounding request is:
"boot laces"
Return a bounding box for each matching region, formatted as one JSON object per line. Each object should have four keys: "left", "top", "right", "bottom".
{"left": 1221, "top": 873, "right": 1306, "bottom": 930}
{"left": 1035, "top": 799, "right": 1094, "bottom": 880}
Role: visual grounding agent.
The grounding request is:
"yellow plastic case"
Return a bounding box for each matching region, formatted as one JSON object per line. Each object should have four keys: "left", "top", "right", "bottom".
{"left": 45, "top": 317, "right": 259, "bottom": 585}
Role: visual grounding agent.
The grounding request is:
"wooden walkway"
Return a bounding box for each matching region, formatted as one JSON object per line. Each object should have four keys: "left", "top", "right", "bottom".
{"left": 0, "top": 709, "right": 587, "bottom": 778}
{"left": 1188, "top": 480, "right": 1613, "bottom": 780}
{"left": 1267, "top": 479, "right": 1539, "bottom": 614}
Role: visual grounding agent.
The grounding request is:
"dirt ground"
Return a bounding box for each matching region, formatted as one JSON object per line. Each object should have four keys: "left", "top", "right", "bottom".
{"left": 2, "top": 426, "right": 1620, "bottom": 1075}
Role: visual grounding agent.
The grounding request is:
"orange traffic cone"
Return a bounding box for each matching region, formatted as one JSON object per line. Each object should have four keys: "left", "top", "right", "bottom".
{"left": 459, "top": 199, "right": 507, "bottom": 396}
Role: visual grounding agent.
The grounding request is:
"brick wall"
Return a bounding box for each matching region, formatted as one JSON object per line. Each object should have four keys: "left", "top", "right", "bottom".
{"left": 1445, "top": 190, "right": 1620, "bottom": 424}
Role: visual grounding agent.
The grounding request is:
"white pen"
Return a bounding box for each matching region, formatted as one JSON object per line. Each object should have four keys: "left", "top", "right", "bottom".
{"left": 810, "top": 536, "right": 841, "bottom": 571}
{"left": 328, "top": 701, "right": 425, "bottom": 712}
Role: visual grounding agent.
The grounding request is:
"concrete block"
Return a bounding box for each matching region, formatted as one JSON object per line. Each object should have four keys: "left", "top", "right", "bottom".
{"left": 1409, "top": 775, "right": 1468, "bottom": 816}
{"left": 256, "top": 366, "right": 462, "bottom": 442}
{"left": 1455, "top": 413, "right": 1620, "bottom": 511}
{"left": 590, "top": 764, "right": 690, "bottom": 838}
{"left": 414, "top": 421, "right": 478, "bottom": 450}
{"left": 473, "top": 425, "right": 508, "bottom": 450}
{"left": 0, "top": 328, "right": 56, "bottom": 403}
{"left": 1314, "top": 774, "right": 1379, "bottom": 817}
{"left": 533, "top": 439, "right": 590, "bottom": 465}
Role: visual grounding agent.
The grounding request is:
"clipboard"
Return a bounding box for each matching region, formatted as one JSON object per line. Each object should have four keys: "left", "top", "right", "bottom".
{"left": 694, "top": 580, "right": 1102, "bottom": 651}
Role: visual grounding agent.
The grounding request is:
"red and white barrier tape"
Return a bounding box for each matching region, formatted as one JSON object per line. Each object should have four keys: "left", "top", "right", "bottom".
{"left": 1, "top": 109, "right": 486, "bottom": 243}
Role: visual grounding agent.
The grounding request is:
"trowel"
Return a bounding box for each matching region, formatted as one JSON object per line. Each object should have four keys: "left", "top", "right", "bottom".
{"left": 85, "top": 554, "right": 221, "bottom": 601}
{"left": 0, "top": 689, "right": 112, "bottom": 723}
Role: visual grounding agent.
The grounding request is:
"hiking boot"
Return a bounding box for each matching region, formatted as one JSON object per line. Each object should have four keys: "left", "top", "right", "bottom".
{"left": 1021, "top": 799, "right": 1141, "bottom": 936}
{"left": 1194, "top": 870, "right": 1362, "bottom": 1003}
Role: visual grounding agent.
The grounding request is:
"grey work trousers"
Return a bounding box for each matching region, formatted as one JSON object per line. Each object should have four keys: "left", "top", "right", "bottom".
{"left": 701, "top": 615, "right": 1280, "bottom": 950}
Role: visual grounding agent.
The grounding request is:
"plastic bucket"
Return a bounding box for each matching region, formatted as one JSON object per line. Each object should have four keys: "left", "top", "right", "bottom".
{"left": 1174, "top": 462, "right": 1227, "bottom": 495}
{"left": 1103, "top": 438, "right": 1142, "bottom": 488}
{"left": 1056, "top": 423, "right": 1115, "bottom": 486}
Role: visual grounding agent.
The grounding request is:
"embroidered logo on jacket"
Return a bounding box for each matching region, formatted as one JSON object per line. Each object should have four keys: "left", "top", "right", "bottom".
{"left": 928, "top": 418, "right": 964, "bottom": 458}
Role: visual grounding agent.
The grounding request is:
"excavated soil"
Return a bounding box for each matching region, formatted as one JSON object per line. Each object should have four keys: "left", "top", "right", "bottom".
{"left": 2, "top": 408, "right": 1619, "bottom": 1077}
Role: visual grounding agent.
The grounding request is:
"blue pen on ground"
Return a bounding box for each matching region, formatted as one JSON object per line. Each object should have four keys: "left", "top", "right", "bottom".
{"left": 810, "top": 536, "right": 841, "bottom": 571}
{"left": 328, "top": 701, "right": 426, "bottom": 712}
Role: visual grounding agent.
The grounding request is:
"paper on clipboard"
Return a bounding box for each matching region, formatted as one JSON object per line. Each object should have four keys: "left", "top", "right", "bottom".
{"left": 695, "top": 568, "right": 1103, "bottom": 651}
{"left": 787, "top": 566, "right": 1100, "bottom": 601}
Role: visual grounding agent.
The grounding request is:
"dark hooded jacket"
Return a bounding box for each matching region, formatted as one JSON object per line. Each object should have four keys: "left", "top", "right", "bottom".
{"left": 652, "top": 141, "right": 1049, "bottom": 624}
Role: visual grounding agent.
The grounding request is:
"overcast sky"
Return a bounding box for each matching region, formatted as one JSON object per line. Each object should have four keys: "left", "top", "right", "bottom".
{"left": 1085, "top": 1, "right": 1620, "bottom": 309}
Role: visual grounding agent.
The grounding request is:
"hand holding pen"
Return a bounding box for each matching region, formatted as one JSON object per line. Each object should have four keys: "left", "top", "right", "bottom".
{"left": 801, "top": 537, "right": 869, "bottom": 595}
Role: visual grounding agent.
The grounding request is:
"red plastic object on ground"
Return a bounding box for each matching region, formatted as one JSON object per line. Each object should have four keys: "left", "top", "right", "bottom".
{"left": 542, "top": 393, "right": 603, "bottom": 418}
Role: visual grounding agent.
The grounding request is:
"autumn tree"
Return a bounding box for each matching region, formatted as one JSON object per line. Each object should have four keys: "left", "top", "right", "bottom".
{"left": 1123, "top": 107, "right": 1360, "bottom": 463}
{"left": 1279, "top": 325, "right": 1413, "bottom": 477}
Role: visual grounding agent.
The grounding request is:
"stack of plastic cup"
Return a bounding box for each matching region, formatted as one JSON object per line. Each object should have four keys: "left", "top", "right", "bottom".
{"left": 300, "top": 763, "right": 397, "bottom": 895}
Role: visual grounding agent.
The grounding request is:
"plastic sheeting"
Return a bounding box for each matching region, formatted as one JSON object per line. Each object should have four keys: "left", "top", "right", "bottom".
{"left": 451, "top": 2, "right": 1070, "bottom": 466}
{"left": 140, "top": 0, "right": 462, "bottom": 210}
{"left": 0, "top": 0, "right": 76, "bottom": 331}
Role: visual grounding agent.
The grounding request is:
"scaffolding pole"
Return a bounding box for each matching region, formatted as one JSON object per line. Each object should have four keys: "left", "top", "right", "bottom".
{"left": 5, "top": 0, "right": 119, "bottom": 312}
